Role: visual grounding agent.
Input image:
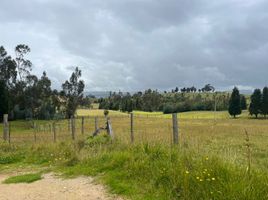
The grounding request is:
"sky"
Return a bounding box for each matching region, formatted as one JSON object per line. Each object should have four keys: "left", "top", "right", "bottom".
{"left": 0, "top": 0, "right": 267, "bottom": 92}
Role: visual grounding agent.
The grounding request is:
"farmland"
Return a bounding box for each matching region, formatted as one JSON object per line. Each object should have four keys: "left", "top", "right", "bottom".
{"left": 1, "top": 109, "right": 268, "bottom": 199}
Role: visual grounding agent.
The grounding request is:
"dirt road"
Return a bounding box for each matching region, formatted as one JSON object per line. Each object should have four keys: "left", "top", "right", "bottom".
{"left": 0, "top": 173, "right": 123, "bottom": 200}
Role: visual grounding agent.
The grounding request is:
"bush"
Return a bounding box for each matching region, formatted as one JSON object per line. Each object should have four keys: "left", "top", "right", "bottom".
{"left": 163, "top": 104, "right": 176, "bottom": 114}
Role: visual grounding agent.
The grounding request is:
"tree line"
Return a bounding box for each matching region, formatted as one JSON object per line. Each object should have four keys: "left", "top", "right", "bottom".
{"left": 99, "top": 89, "right": 230, "bottom": 113}
{"left": 228, "top": 87, "right": 268, "bottom": 118}
{"left": 2, "top": 44, "right": 266, "bottom": 119}
{"left": 168, "top": 84, "right": 215, "bottom": 93}
{"left": 0, "top": 44, "right": 85, "bottom": 120}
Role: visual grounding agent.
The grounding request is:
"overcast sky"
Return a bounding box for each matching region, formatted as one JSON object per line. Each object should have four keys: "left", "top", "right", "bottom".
{"left": 0, "top": 0, "right": 267, "bottom": 92}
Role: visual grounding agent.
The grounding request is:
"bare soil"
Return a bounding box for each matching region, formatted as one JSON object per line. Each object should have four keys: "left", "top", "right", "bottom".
{"left": 0, "top": 173, "right": 123, "bottom": 200}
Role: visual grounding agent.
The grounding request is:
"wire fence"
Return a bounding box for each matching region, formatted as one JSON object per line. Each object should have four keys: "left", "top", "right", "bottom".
{"left": 0, "top": 114, "right": 174, "bottom": 145}
{"left": 1, "top": 114, "right": 268, "bottom": 151}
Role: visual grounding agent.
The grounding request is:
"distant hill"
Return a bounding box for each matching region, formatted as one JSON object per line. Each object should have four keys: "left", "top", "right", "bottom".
{"left": 84, "top": 91, "right": 111, "bottom": 98}
{"left": 84, "top": 91, "right": 132, "bottom": 98}
{"left": 84, "top": 89, "right": 252, "bottom": 99}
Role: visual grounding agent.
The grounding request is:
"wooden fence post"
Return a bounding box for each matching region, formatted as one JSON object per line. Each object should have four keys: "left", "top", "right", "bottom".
{"left": 81, "top": 116, "right": 84, "bottom": 135}
{"left": 68, "top": 118, "right": 71, "bottom": 134}
{"left": 172, "top": 113, "right": 179, "bottom": 144}
{"left": 71, "top": 116, "right": 75, "bottom": 140}
{"left": 107, "top": 117, "right": 114, "bottom": 140}
{"left": 3, "top": 114, "right": 9, "bottom": 141}
{"left": 95, "top": 117, "right": 98, "bottom": 131}
{"left": 130, "top": 113, "right": 134, "bottom": 143}
{"left": 53, "top": 122, "right": 56, "bottom": 142}
{"left": 8, "top": 121, "right": 11, "bottom": 144}
{"left": 33, "top": 122, "right": 37, "bottom": 143}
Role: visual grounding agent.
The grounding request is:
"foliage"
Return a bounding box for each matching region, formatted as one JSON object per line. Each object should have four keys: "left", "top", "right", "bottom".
{"left": 0, "top": 80, "right": 9, "bottom": 118}
{"left": 62, "top": 67, "right": 85, "bottom": 118}
{"left": 99, "top": 90, "right": 230, "bottom": 114}
{"left": 228, "top": 87, "right": 241, "bottom": 118}
{"left": 15, "top": 44, "right": 32, "bottom": 81}
{"left": 262, "top": 87, "right": 268, "bottom": 118}
{"left": 0, "top": 46, "right": 17, "bottom": 87}
{"left": 163, "top": 103, "right": 176, "bottom": 114}
{"left": 249, "top": 89, "right": 262, "bottom": 118}
{"left": 104, "top": 109, "right": 109, "bottom": 116}
{"left": 240, "top": 95, "right": 247, "bottom": 110}
{"left": 0, "top": 45, "right": 86, "bottom": 120}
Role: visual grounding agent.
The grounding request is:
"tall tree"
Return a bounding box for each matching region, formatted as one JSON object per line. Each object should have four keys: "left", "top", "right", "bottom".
{"left": 0, "top": 46, "right": 17, "bottom": 87}
{"left": 261, "top": 87, "right": 268, "bottom": 118}
{"left": 240, "top": 95, "right": 247, "bottom": 110}
{"left": 38, "top": 71, "right": 52, "bottom": 99}
{"left": 0, "top": 80, "right": 9, "bottom": 119}
{"left": 62, "top": 67, "right": 85, "bottom": 118}
{"left": 228, "top": 87, "right": 241, "bottom": 118}
{"left": 249, "top": 89, "right": 262, "bottom": 118}
{"left": 15, "top": 44, "right": 32, "bottom": 81}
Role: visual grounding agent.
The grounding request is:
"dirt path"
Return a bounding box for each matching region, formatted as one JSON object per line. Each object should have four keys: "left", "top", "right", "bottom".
{"left": 0, "top": 173, "right": 123, "bottom": 200}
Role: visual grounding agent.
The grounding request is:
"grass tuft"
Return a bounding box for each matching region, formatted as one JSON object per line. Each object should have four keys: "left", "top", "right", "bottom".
{"left": 3, "top": 173, "right": 42, "bottom": 184}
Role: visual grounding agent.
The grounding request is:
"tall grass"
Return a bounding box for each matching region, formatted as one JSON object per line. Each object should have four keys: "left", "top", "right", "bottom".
{"left": 1, "top": 109, "right": 268, "bottom": 199}
{"left": 1, "top": 137, "right": 268, "bottom": 199}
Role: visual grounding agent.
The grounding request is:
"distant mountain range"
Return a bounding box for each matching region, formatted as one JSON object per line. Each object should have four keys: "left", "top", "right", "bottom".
{"left": 84, "top": 91, "right": 111, "bottom": 98}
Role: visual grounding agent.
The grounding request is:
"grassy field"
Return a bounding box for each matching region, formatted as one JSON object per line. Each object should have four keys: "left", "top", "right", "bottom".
{"left": 1, "top": 109, "right": 268, "bottom": 199}
{"left": 77, "top": 108, "right": 252, "bottom": 119}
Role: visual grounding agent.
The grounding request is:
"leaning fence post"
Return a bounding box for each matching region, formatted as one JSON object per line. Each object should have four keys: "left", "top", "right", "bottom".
{"left": 71, "top": 116, "right": 75, "bottom": 140}
{"left": 95, "top": 117, "right": 98, "bottom": 131}
{"left": 130, "top": 113, "right": 134, "bottom": 143}
{"left": 53, "top": 122, "right": 56, "bottom": 142}
{"left": 3, "top": 114, "right": 9, "bottom": 141}
{"left": 172, "top": 113, "right": 179, "bottom": 144}
{"left": 81, "top": 116, "right": 84, "bottom": 135}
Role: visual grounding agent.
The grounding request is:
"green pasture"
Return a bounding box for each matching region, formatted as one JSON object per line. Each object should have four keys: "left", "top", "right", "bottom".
{"left": 1, "top": 109, "right": 268, "bottom": 199}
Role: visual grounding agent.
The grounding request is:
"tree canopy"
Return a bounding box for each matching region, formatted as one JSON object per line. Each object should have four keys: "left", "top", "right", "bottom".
{"left": 228, "top": 87, "right": 241, "bottom": 118}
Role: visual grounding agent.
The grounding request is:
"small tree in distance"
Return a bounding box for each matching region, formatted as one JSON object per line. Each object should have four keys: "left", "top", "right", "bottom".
{"left": 240, "top": 95, "right": 247, "bottom": 110}
{"left": 249, "top": 89, "right": 262, "bottom": 118}
{"left": 228, "top": 87, "right": 241, "bottom": 118}
{"left": 62, "top": 67, "right": 85, "bottom": 118}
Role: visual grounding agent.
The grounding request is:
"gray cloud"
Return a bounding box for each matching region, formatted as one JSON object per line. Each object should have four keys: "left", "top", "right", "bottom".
{"left": 0, "top": 0, "right": 267, "bottom": 91}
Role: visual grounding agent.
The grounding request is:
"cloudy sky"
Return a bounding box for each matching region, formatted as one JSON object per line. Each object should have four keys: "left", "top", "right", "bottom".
{"left": 0, "top": 0, "right": 267, "bottom": 92}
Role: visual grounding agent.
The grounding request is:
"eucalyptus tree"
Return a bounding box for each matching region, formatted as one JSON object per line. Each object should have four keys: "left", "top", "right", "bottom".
{"left": 62, "top": 67, "right": 85, "bottom": 118}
